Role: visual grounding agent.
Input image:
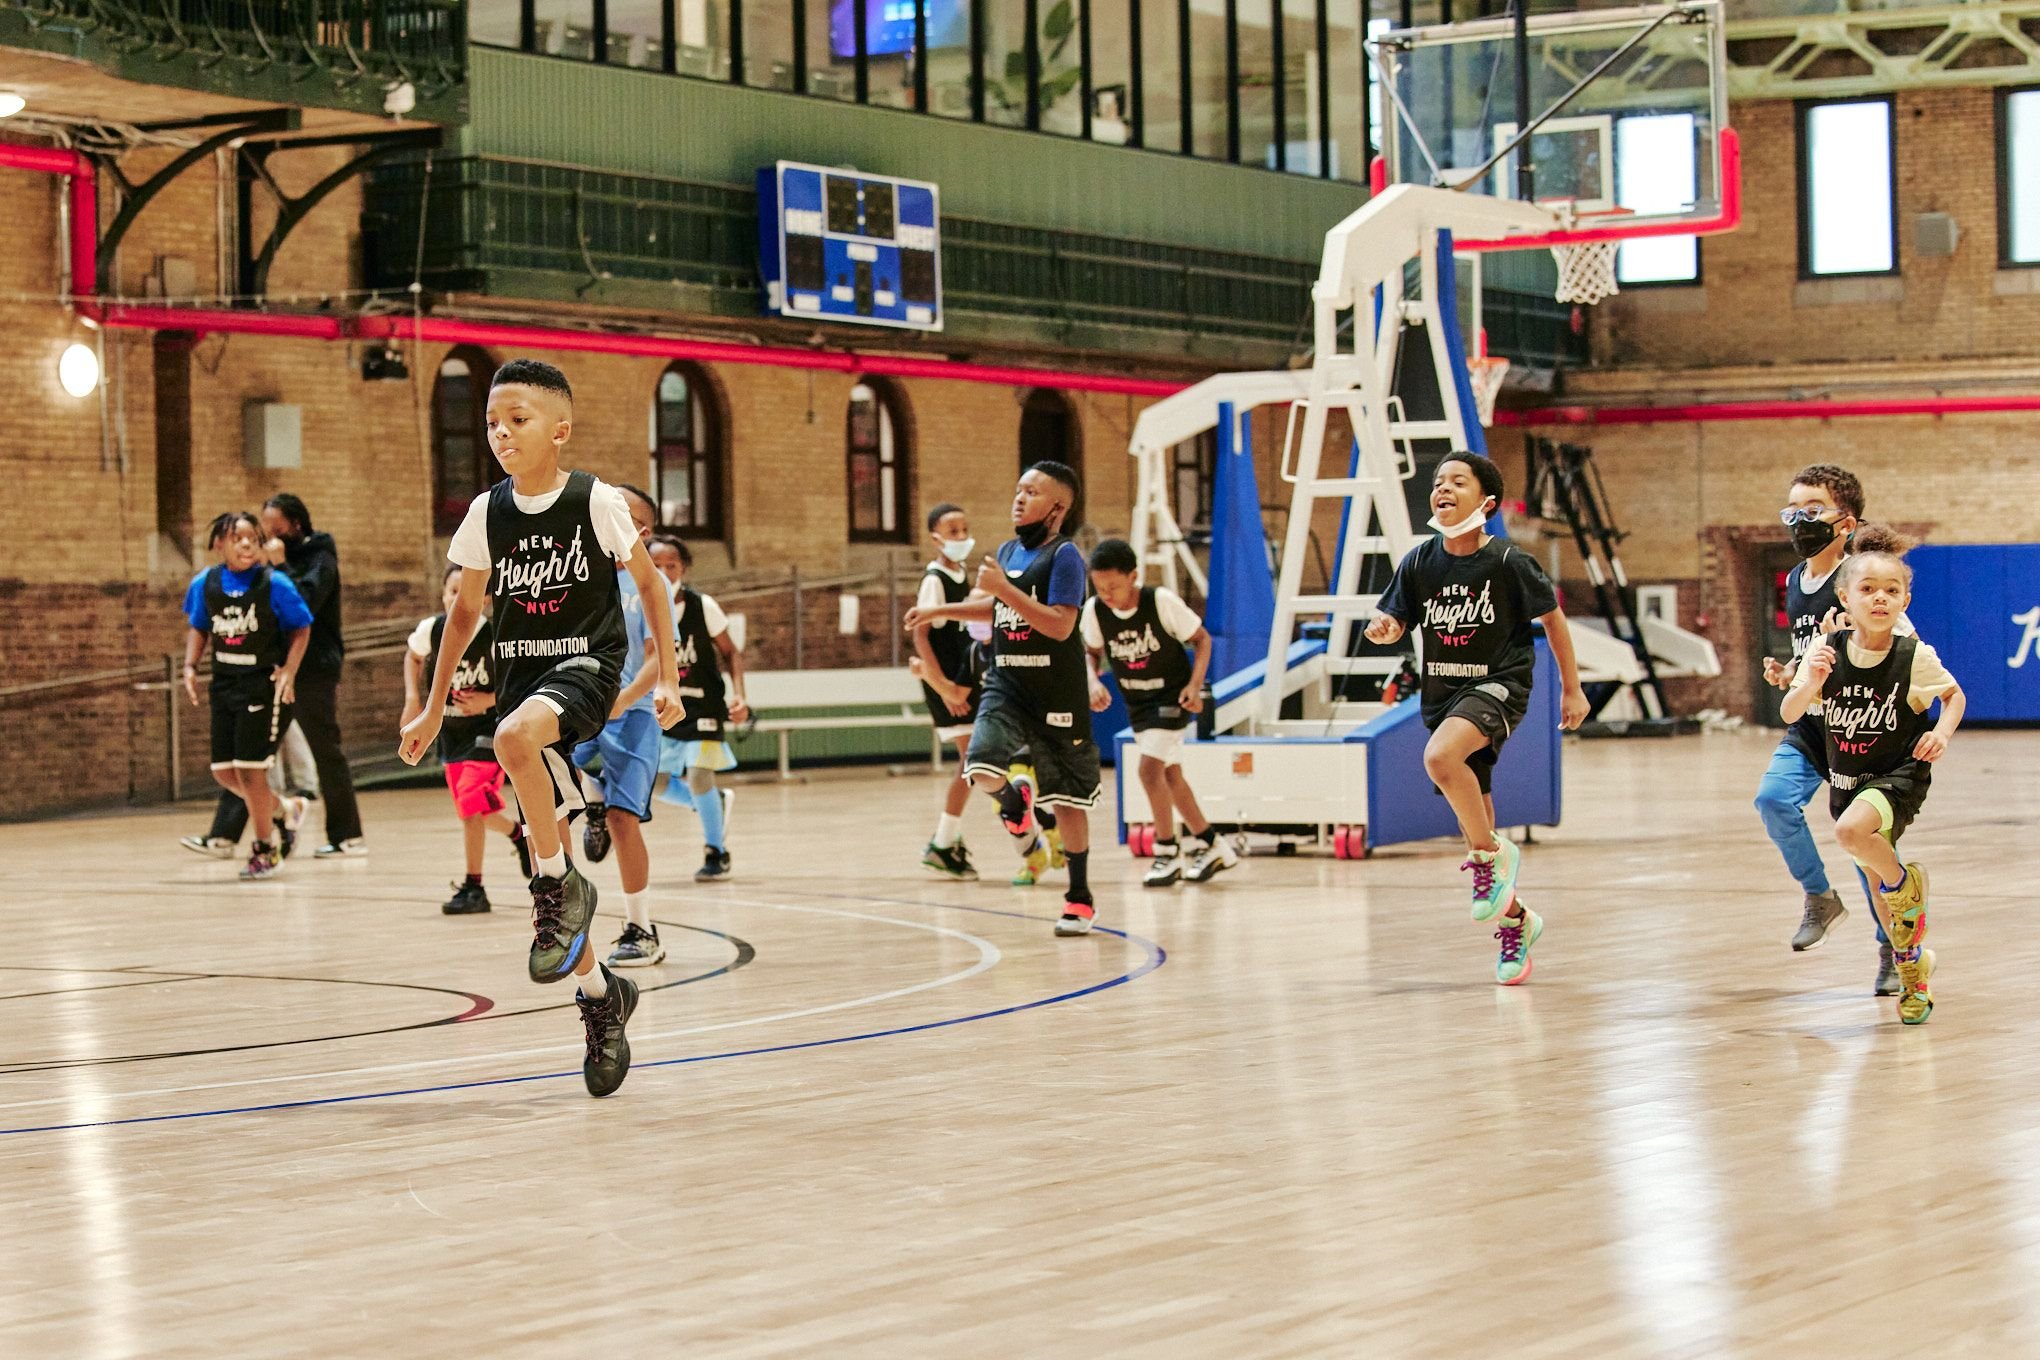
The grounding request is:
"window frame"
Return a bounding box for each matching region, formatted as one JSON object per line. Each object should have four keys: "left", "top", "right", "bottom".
{"left": 846, "top": 377, "right": 913, "bottom": 544}
{"left": 431, "top": 345, "right": 498, "bottom": 538}
{"left": 1999, "top": 84, "right": 2040, "bottom": 270}
{"left": 649, "top": 361, "right": 728, "bottom": 540}
{"left": 1796, "top": 95, "right": 1900, "bottom": 281}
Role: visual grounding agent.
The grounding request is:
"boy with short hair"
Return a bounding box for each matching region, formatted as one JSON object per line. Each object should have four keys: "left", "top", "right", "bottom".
{"left": 649, "top": 535, "right": 749, "bottom": 884}
{"left": 1756, "top": 463, "right": 1899, "bottom": 993}
{"left": 182, "top": 511, "right": 313, "bottom": 882}
{"left": 402, "top": 564, "right": 523, "bottom": 915}
{"left": 1365, "top": 452, "right": 1589, "bottom": 985}
{"left": 913, "top": 502, "right": 988, "bottom": 880}
{"left": 1781, "top": 536, "right": 1962, "bottom": 1024}
{"left": 400, "top": 359, "right": 683, "bottom": 1099}
{"left": 904, "top": 462, "right": 1100, "bottom": 936}
{"left": 1081, "top": 537, "right": 1234, "bottom": 887}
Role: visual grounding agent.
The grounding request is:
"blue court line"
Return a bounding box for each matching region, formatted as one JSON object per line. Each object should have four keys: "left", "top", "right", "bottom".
{"left": 0, "top": 903, "right": 1165, "bottom": 1138}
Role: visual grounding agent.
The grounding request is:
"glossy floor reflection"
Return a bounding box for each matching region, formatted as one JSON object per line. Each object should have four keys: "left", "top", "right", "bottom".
{"left": 2, "top": 728, "right": 2034, "bottom": 1357}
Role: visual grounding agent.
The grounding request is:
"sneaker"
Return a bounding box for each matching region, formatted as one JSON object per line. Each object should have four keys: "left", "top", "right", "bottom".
{"left": 180, "top": 835, "right": 237, "bottom": 859}
{"left": 1495, "top": 904, "right": 1543, "bottom": 985}
{"left": 1896, "top": 948, "right": 1936, "bottom": 1026}
{"left": 922, "top": 840, "right": 980, "bottom": 881}
{"left": 1874, "top": 943, "right": 1900, "bottom": 997}
{"left": 528, "top": 866, "right": 598, "bottom": 983}
{"left": 1011, "top": 836, "right": 1050, "bottom": 887}
{"left": 509, "top": 824, "right": 532, "bottom": 879}
{"left": 1055, "top": 898, "right": 1097, "bottom": 937}
{"left": 1885, "top": 863, "right": 1929, "bottom": 940}
{"left": 238, "top": 841, "right": 281, "bottom": 881}
{"left": 577, "top": 967, "right": 639, "bottom": 1097}
{"left": 1464, "top": 839, "right": 1521, "bottom": 922}
{"left": 442, "top": 880, "right": 491, "bottom": 915}
{"left": 1790, "top": 890, "right": 1848, "bottom": 951}
{"left": 1184, "top": 834, "right": 1239, "bottom": 884}
{"left": 1143, "top": 844, "right": 1182, "bottom": 888}
{"left": 313, "top": 838, "right": 366, "bottom": 859}
{"left": 695, "top": 847, "right": 732, "bottom": 882}
{"left": 582, "top": 802, "right": 612, "bottom": 864}
{"left": 608, "top": 922, "right": 666, "bottom": 968}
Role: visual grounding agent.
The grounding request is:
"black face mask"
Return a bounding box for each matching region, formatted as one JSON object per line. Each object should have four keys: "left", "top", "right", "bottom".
{"left": 1014, "top": 519, "right": 1053, "bottom": 550}
{"left": 1791, "top": 517, "right": 1844, "bottom": 559}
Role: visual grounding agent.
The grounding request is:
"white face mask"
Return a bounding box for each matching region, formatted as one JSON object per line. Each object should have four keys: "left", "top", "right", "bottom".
{"left": 1427, "top": 499, "right": 1493, "bottom": 539}
{"left": 940, "top": 537, "right": 976, "bottom": 564}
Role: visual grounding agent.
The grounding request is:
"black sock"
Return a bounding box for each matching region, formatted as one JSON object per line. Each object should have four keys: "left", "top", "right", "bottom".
{"left": 1196, "top": 826, "right": 1217, "bottom": 846}
{"left": 1037, "top": 804, "right": 1059, "bottom": 832}
{"left": 1154, "top": 837, "right": 1179, "bottom": 856}
{"left": 1067, "top": 849, "right": 1090, "bottom": 899}
{"left": 464, "top": 873, "right": 482, "bottom": 886}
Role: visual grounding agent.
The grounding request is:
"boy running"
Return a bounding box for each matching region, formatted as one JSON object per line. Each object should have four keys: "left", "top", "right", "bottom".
{"left": 1364, "top": 452, "right": 1589, "bottom": 985}
{"left": 1081, "top": 537, "right": 1234, "bottom": 887}
{"left": 913, "top": 502, "right": 988, "bottom": 880}
{"left": 400, "top": 359, "right": 683, "bottom": 1099}
{"left": 403, "top": 565, "right": 524, "bottom": 914}
{"left": 1781, "top": 535, "right": 1962, "bottom": 1024}
{"left": 182, "top": 512, "right": 313, "bottom": 882}
{"left": 904, "top": 462, "right": 1100, "bottom": 936}
{"left": 648, "top": 535, "right": 749, "bottom": 882}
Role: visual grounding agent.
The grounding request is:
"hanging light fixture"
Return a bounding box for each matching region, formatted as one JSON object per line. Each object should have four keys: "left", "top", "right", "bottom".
{"left": 58, "top": 341, "right": 99, "bottom": 398}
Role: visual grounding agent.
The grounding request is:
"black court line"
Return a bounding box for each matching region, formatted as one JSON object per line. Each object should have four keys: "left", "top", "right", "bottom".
{"left": 0, "top": 974, "right": 210, "bottom": 1003}
{"left": 0, "top": 919, "right": 754, "bottom": 1075}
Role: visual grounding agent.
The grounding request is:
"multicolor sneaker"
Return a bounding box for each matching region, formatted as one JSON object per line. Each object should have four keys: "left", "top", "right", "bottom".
{"left": 1884, "top": 863, "right": 1928, "bottom": 947}
{"left": 1184, "top": 834, "right": 1239, "bottom": 884}
{"left": 1874, "top": 943, "right": 1900, "bottom": 997}
{"left": 1895, "top": 949, "right": 1935, "bottom": 1025}
{"left": 1011, "top": 836, "right": 1050, "bottom": 887}
{"left": 1000, "top": 773, "right": 1039, "bottom": 838}
{"left": 582, "top": 802, "right": 612, "bottom": 863}
{"left": 1143, "top": 843, "right": 1183, "bottom": 888}
{"left": 1464, "top": 839, "right": 1521, "bottom": 922}
{"left": 1054, "top": 898, "right": 1096, "bottom": 937}
{"left": 607, "top": 922, "right": 666, "bottom": 968}
{"left": 1494, "top": 904, "right": 1543, "bottom": 985}
{"left": 577, "top": 966, "right": 639, "bottom": 1097}
{"left": 922, "top": 840, "right": 980, "bottom": 881}
{"left": 1790, "top": 890, "right": 1847, "bottom": 951}
{"left": 441, "top": 880, "right": 491, "bottom": 915}
{"left": 238, "top": 841, "right": 281, "bottom": 881}
{"left": 528, "top": 866, "right": 598, "bottom": 983}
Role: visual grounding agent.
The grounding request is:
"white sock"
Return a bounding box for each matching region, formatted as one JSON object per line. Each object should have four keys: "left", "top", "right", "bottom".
{"left": 934, "top": 813, "right": 963, "bottom": 849}
{"left": 577, "top": 963, "right": 609, "bottom": 999}
{"left": 535, "top": 849, "right": 568, "bottom": 879}
{"left": 624, "top": 889, "right": 652, "bottom": 930}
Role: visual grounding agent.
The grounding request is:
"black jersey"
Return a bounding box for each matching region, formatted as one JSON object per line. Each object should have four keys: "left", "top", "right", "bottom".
{"left": 986, "top": 536, "right": 1091, "bottom": 733}
{"left": 1376, "top": 536, "right": 1558, "bottom": 728}
{"left": 919, "top": 563, "right": 983, "bottom": 726}
{"left": 1782, "top": 561, "right": 1843, "bottom": 767}
{"left": 202, "top": 564, "right": 285, "bottom": 688}
{"left": 1095, "top": 588, "right": 1196, "bottom": 731}
{"left": 668, "top": 586, "right": 729, "bottom": 740}
{"left": 482, "top": 470, "right": 628, "bottom": 708}
{"left": 1823, "top": 634, "right": 1932, "bottom": 816}
{"left": 428, "top": 613, "right": 498, "bottom": 764}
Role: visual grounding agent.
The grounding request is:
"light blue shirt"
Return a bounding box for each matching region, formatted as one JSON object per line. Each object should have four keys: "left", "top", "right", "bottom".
{"left": 617, "top": 569, "right": 655, "bottom": 717}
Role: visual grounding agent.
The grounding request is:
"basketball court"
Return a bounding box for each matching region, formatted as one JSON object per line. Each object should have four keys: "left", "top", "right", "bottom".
{"left": 6, "top": 728, "right": 2036, "bottom": 1354}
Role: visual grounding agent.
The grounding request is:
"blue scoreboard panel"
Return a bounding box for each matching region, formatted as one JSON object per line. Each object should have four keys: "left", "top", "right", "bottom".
{"left": 757, "top": 161, "right": 943, "bottom": 332}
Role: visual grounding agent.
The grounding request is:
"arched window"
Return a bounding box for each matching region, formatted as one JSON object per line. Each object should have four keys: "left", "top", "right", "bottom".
{"left": 1019, "top": 388, "right": 1083, "bottom": 526}
{"left": 431, "top": 346, "right": 496, "bottom": 535}
{"left": 846, "top": 379, "right": 911, "bottom": 543}
{"left": 649, "top": 363, "right": 724, "bottom": 537}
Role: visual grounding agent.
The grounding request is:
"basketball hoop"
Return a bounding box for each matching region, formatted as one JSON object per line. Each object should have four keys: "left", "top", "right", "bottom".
{"left": 1468, "top": 355, "right": 1509, "bottom": 426}
{"left": 1549, "top": 204, "right": 1632, "bottom": 307}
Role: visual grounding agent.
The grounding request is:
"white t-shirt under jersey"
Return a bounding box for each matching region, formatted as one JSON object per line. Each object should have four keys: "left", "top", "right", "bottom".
{"left": 915, "top": 561, "right": 968, "bottom": 627}
{"left": 675, "top": 584, "right": 729, "bottom": 638}
{"left": 446, "top": 477, "right": 640, "bottom": 573}
{"left": 1079, "top": 586, "right": 1204, "bottom": 651}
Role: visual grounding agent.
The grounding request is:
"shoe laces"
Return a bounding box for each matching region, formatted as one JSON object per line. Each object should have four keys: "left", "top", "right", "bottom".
{"left": 1461, "top": 856, "right": 1495, "bottom": 898}
{"left": 1494, "top": 917, "right": 1526, "bottom": 962}
{"left": 531, "top": 879, "right": 566, "bottom": 946}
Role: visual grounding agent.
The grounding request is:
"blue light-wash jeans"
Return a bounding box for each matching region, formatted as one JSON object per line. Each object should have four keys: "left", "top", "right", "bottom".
{"left": 1754, "top": 741, "right": 1887, "bottom": 944}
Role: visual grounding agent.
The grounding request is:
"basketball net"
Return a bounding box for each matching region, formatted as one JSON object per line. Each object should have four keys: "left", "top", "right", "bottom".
{"left": 1469, "top": 356, "right": 1509, "bottom": 426}
{"left": 1549, "top": 203, "right": 1629, "bottom": 307}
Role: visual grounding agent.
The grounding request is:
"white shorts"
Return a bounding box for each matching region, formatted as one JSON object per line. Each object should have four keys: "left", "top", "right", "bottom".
{"left": 1132, "top": 726, "right": 1189, "bottom": 766}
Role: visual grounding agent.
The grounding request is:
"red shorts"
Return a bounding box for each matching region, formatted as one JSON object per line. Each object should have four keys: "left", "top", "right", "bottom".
{"left": 444, "top": 759, "right": 507, "bottom": 820}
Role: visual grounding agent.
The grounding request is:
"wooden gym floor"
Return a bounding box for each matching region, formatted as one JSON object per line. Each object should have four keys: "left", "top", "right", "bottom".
{"left": 3, "top": 728, "right": 2036, "bottom": 1358}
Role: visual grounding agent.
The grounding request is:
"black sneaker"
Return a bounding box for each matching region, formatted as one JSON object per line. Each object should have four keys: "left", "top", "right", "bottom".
{"left": 509, "top": 824, "right": 532, "bottom": 880}
{"left": 577, "top": 966, "right": 639, "bottom": 1098}
{"left": 695, "top": 847, "right": 732, "bottom": 882}
{"left": 442, "top": 881, "right": 492, "bottom": 915}
{"left": 528, "top": 867, "right": 598, "bottom": 983}
{"left": 608, "top": 922, "right": 666, "bottom": 968}
{"left": 582, "top": 803, "right": 612, "bottom": 863}
{"left": 274, "top": 796, "right": 308, "bottom": 860}
{"left": 921, "top": 840, "right": 979, "bottom": 881}
{"left": 1875, "top": 943, "right": 1901, "bottom": 996}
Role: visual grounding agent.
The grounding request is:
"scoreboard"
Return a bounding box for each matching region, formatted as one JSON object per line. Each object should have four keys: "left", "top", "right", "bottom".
{"left": 756, "top": 161, "right": 943, "bottom": 332}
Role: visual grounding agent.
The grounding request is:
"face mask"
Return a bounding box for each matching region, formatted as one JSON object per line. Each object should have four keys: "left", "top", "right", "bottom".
{"left": 1790, "top": 517, "right": 1844, "bottom": 559}
{"left": 940, "top": 537, "right": 975, "bottom": 563}
{"left": 1427, "top": 498, "right": 1493, "bottom": 539}
{"left": 1015, "top": 520, "right": 1052, "bottom": 550}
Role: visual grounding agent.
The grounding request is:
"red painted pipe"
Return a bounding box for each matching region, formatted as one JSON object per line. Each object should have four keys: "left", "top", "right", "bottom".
{"left": 1498, "top": 391, "right": 2040, "bottom": 427}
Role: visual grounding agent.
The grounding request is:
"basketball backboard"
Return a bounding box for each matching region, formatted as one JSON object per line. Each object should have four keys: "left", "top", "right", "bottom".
{"left": 1373, "top": 2, "right": 1734, "bottom": 252}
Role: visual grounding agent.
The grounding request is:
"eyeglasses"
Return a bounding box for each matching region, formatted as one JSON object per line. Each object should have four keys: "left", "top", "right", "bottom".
{"left": 1778, "top": 506, "right": 1838, "bottom": 527}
